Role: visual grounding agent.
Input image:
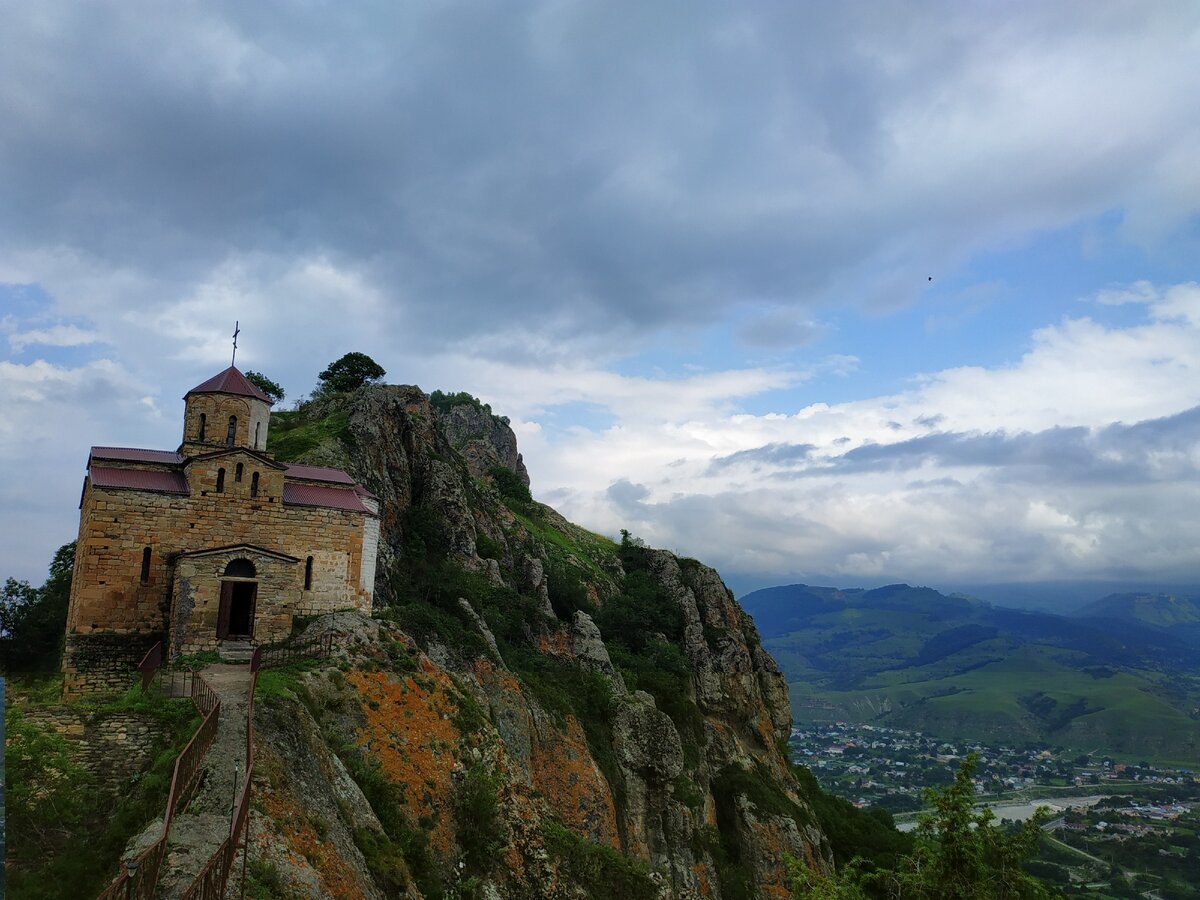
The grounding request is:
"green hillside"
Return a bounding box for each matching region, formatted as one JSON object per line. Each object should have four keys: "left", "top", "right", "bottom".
{"left": 744, "top": 584, "right": 1200, "bottom": 765}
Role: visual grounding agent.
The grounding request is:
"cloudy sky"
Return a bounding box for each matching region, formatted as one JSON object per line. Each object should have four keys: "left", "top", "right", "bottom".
{"left": 3, "top": 1, "right": 1200, "bottom": 596}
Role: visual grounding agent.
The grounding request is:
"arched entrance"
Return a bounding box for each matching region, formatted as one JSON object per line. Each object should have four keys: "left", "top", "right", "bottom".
{"left": 217, "top": 558, "right": 257, "bottom": 640}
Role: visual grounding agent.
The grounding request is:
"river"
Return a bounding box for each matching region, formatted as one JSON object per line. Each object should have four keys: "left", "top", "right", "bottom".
{"left": 896, "top": 794, "right": 1106, "bottom": 832}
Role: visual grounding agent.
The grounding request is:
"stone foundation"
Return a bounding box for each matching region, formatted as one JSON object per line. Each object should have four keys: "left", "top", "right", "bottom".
{"left": 61, "top": 632, "right": 162, "bottom": 699}
{"left": 22, "top": 707, "right": 173, "bottom": 794}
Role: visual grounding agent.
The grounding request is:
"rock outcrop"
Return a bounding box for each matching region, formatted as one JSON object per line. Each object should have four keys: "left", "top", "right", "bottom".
{"left": 253, "top": 384, "right": 832, "bottom": 899}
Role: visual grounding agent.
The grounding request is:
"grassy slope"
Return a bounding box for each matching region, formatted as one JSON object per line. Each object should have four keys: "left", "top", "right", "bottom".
{"left": 755, "top": 587, "right": 1200, "bottom": 764}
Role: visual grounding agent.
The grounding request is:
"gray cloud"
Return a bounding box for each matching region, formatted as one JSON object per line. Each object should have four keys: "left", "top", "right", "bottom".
{"left": 708, "top": 442, "right": 816, "bottom": 473}
{"left": 2, "top": 2, "right": 1199, "bottom": 355}
{"left": 824, "top": 407, "right": 1200, "bottom": 483}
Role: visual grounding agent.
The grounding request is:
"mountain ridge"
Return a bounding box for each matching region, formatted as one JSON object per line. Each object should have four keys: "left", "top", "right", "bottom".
{"left": 249, "top": 384, "right": 836, "bottom": 898}
{"left": 741, "top": 582, "right": 1200, "bottom": 763}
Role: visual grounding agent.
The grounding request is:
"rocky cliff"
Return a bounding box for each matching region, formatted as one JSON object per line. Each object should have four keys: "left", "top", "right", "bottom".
{"left": 258, "top": 386, "right": 831, "bottom": 899}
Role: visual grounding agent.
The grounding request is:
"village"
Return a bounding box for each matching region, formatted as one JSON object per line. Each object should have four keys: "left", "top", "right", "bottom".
{"left": 791, "top": 722, "right": 1200, "bottom": 896}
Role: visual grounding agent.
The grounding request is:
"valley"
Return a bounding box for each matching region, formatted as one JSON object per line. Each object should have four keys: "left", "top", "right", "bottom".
{"left": 744, "top": 583, "right": 1200, "bottom": 764}
{"left": 793, "top": 721, "right": 1200, "bottom": 898}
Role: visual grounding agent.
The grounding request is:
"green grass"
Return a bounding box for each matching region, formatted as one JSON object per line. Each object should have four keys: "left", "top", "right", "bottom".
{"left": 267, "top": 409, "right": 352, "bottom": 461}
{"left": 787, "top": 646, "right": 1200, "bottom": 763}
{"left": 5, "top": 682, "right": 200, "bottom": 900}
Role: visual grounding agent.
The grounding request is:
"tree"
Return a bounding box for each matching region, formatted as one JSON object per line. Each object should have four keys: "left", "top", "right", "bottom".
{"left": 244, "top": 370, "right": 285, "bottom": 405}
{"left": 879, "top": 754, "right": 1050, "bottom": 899}
{"left": 790, "top": 755, "right": 1051, "bottom": 900}
{"left": 1, "top": 541, "right": 75, "bottom": 672}
{"left": 317, "top": 352, "right": 386, "bottom": 394}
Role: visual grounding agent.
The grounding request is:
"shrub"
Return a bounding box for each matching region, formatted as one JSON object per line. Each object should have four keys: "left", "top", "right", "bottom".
{"left": 542, "top": 821, "right": 657, "bottom": 900}
{"left": 453, "top": 764, "right": 506, "bottom": 875}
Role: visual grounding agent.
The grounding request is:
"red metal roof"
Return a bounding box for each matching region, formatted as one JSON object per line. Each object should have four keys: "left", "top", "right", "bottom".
{"left": 90, "top": 466, "right": 189, "bottom": 494}
{"left": 91, "top": 446, "right": 183, "bottom": 464}
{"left": 184, "top": 366, "right": 273, "bottom": 403}
{"left": 284, "top": 463, "right": 355, "bottom": 485}
{"left": 282, "top": 482, "right": 372, "bottom": 514}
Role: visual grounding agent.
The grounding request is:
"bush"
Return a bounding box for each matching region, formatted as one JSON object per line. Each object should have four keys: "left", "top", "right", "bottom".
{"left": 489, "top": 465, "right": 532, "bottom": 506}
{"left": 543, "top": 821, "right": 657, "bottom": 900}
{"left": 453, "top": 764, "right": 505, "bottom": 875}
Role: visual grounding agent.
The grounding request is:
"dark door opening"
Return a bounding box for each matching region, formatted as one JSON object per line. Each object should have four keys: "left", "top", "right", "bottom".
{"left": 217, "top": 580, "right": 257, "bottom": 639}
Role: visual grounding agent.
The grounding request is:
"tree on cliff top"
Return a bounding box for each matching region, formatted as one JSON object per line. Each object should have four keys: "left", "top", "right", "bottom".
{"left": 244, "top": 370, "right": 285, "bottom": 405}
{"left": 317, "top": 352, "right": 386, "bottom": 394}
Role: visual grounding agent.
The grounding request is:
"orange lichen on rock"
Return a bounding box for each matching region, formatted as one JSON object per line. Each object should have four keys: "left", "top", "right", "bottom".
{"left": 530, "top": 714, "right": 619, "bottom": 848}
{"left": 348, "top": 667, "right": 463, "bottom": 854}
{"left": 255, "top": 748, "right": 370, "bottom": 898}
{"left": 537, "top": 627, "right": 571, "bottom": 656}
{"left": 747, "top": 815, "right": 799, "bottom": 900}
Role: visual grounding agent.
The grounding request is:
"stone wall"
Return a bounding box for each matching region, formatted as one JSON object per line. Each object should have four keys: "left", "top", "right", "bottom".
{"left": 170, "top": 547, "right": 299, "bottom": 654}
{"left": 65, "top": 469, "right": 374, "bottom": 689}
{"left": 22, "top": 706, "right": 173, "bottom": 794}
{"left": 61, "top": 632, "right": 161, "bottom": 699}
{"left": 180, "top": 391, "right": 271, "bottom": 454}
{"left": 68, "top": 480, "right": 372, "bottom": 634}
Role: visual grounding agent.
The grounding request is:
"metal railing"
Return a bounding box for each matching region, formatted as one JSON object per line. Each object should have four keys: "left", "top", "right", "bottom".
{"left": 180, "top": 647, "right": 264, "bottom": 900}
{"left": 256, "top": 628, "right": 336, "bottom": 669}
{"left": 102, "top": 631, "right": 337, "bottom": 898}
{"left": 97, "top": 669, "right": 221, "bottom": 900}
{"left": 138, "top": 641, "right": 162, "bottom": 693}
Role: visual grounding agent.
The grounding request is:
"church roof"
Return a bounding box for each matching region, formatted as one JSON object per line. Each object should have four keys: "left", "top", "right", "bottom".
{"left": 90, "top": 466, "right": 190, "bottom": 494}
{"left": 284, "top": 463, "right": 355, "bottom": 485}
{"left": 91, "top": 447, "right": 184, "bottom": 465}
{"left": 184, "top": 366, "right": 273, "bottom": 403}
{"left": 283, "top": 482, "right": 373, "bottom": 514}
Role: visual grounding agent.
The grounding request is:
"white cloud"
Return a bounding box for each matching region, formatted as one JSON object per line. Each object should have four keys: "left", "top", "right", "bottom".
{"left": 513, "top": 283, "right": 1200, "bottom": 584}
{"left": 5, "top": 323, "right": 101, "bottom": 351}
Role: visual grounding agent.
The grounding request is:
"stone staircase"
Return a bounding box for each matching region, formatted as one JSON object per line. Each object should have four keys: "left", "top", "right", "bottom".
{"left": 217, "top": 640, "right": 254, "bottom": 664}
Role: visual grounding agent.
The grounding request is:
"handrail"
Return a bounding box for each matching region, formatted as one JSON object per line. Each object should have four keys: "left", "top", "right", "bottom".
{"left": 137, "top": 641, "right": 162, "bottom": 693}
{"left": 180, "top": 645, "right": 263, "bottom": 899}
{"left": 256, "top": 628, "right": 336, "bottom": 669}
{"left": 97, "top": 671, "right": 221, "bottom": 900}
{"left": 115, "top": 631, "right": 338, "bottom": 898}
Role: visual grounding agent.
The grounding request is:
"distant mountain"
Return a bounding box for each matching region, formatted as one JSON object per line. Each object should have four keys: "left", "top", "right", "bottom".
{"left": 744, "top": 583, "right": 1200, "bottom": 763}
{"left": 1076, "top": 592, "right": 1200, "bottom": 633}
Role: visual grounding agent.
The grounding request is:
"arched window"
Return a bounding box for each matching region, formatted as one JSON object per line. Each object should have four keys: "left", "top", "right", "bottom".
{"left": 254, "top": 422, "right": 261, "bottom": 449}
{"left": 235, "top": 463, "right": 243, "bottom": 483}
{"left": 216, "top": 467, "right": 225, "bottom": 492}
{"left": 250, "top": 472, "right": 260, "bottom": 498}
{"left": 140, "top": 547, "right": 152, "bottom": 584}
{"left": 226, "top": 415, "right": 237, "bottom": 447}
{"left": 224, "top": 558, "right": 256, "bottom": 578}
{"left": 198, "top": 413, "right": 207, "bottom": 442}
{"left": 304, "top": 556, "right": 314, "bottom": 590}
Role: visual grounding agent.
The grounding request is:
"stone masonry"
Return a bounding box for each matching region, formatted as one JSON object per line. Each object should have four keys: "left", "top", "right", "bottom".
{"left": 62, "top": 364, "right": 380, "bottom": 696}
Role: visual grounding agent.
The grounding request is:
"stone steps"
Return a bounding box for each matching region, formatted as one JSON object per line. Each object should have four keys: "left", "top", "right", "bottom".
{"left": 217, "top": 640, "right": 254, "bottom": 663}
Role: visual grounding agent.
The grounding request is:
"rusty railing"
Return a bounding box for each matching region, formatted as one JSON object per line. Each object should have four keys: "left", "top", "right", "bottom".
{"left": 256, "top": 628, "right": 336, "bottom": 669}
{"left": 138, "top": 641, "right": 163, "bottom": 693}
{"left": 97, "top": 671, "right": 221, "bottom": 900}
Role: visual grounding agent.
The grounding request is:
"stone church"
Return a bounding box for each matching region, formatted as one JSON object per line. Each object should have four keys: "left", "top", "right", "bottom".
{"left": 62, "top": 364, "right": 379, "bottom": 695}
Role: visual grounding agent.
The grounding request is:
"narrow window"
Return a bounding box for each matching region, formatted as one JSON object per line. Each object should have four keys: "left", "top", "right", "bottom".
{"left": 250, "top": 472, "right": 260, "bottom": 497}
{"left": 226, "top": 415, "right": 237, "bottom": 447}
{"left": 304, "top": 556, "right": 314, "bottom": 590}
{"left": 198, "top": 413, "right": 207, "bottom": 442}
{"left": 254, "top": 421, "right": 261, "bottom": 449}
{"left": 140, "top": 547, "right": 151, "bottom": 584}
{"left": 235, "top": 462, "right": 244, "bottom": 483}
{"left": 216, "top": 467, "right": 225, "bottom": 492}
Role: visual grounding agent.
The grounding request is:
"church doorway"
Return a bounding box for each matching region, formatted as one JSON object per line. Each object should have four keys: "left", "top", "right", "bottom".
{"left": 217, "top": 558, "right": 258, "bottom": 640}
